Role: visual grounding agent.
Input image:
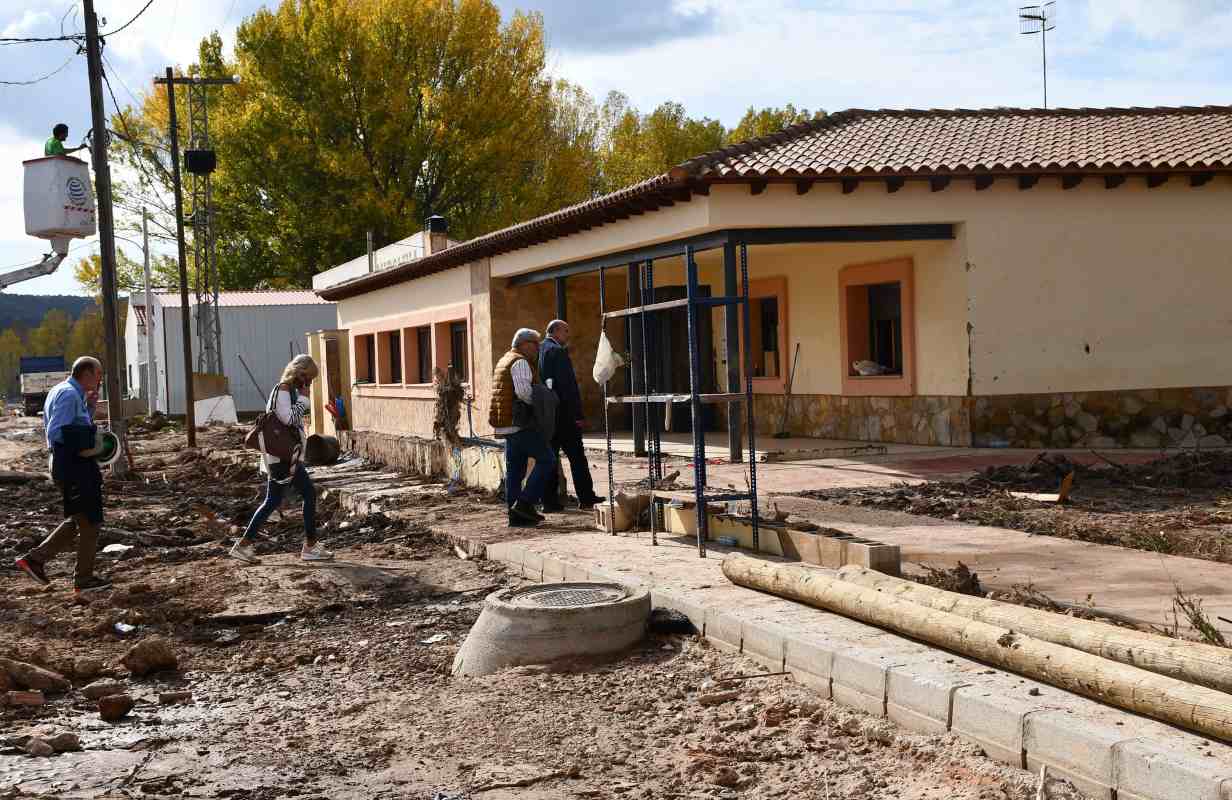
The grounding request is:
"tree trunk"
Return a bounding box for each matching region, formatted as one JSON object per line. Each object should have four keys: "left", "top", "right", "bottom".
{"left": 835, "top": 565, "right": 1232, "bottom": 694}
{"left": 721, "top": 554, "right": 1232, "bottom": 742}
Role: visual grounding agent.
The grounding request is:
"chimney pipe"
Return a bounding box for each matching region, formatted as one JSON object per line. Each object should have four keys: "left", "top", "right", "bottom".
{"left": 426, "top": 215, "right": 448, "bottom": 255}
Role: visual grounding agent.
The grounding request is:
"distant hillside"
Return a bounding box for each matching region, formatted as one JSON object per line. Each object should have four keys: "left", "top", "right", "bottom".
{"left": 0, "top": 294, "right": 93, "bottom": 330}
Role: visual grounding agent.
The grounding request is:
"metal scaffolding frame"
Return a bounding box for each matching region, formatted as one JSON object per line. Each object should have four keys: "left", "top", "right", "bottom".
{"left": 597, "top": 242, "right": 762, "bottom": 558}
{"left": 519, "top": 225, "right": 955, "bottom": 557}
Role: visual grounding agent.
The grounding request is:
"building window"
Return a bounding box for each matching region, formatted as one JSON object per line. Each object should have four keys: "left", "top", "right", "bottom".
{"left": 749, "top": 296, "right": 781, "bottom": 378}
{"left": 449, "top": 321, "right": 468, "bottom": 382}
{"left": 839, "top": 259, "right": 915, "bottom": 396}
{"left": 386, "top": 331, "right": 402, "bottom": 384}
{"left": 400, "top": 326, "right": 434, "bottom": 384}
{"left": 355, "top": 333, "right": 376, "bottom": 383}
{"left": 739, "top": 277, "right": 788, "bottom": 391}
{"left": 861, "top": 283, "right": 903, "bottom": 376}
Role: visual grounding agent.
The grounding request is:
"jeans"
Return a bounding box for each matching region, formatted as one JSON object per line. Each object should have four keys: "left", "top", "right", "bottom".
{"left": 242, "top": 464, "right": 316, "bottom": 542}
{"left": 504, "top": 429, "right": 556, "bottom": 508}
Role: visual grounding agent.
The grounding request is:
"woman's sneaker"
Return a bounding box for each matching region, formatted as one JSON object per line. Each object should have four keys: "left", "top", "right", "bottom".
{"left": 229, "top": 539, "right": 261, "bottom": 564}
{"left": 16, "top": 556, "right": 50, "bottom": 587}
{"left": 301, "top": 542, "right": 334, "bottom": 562}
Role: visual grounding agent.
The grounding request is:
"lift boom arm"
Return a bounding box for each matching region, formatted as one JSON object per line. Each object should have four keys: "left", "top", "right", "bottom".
{"left": 0, "top": 252, "right": 67, "bottom": 291}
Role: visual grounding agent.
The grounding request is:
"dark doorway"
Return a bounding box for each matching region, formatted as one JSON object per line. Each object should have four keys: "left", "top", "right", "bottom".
{"left": 646, "top": 285, "right": 715, "bottom": 433}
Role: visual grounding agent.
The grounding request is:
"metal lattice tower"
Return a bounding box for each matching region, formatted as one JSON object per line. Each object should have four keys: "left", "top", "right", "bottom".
{"left": 186, "top": 80, "right": 223, "bottom": 374}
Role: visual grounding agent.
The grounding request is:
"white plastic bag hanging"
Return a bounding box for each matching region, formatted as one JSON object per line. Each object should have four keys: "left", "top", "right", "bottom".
{"left": 592, "top": 330, "right": 624, "bottom": 385}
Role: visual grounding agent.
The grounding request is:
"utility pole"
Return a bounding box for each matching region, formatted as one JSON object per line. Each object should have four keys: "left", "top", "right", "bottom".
{"left": 82, "top": 0, "right": 130, "bottom": 478}
{"left": 152, "top": 74, "right": 237, "bottom": 376}
{"left": 141, "top": 208, "right": 156, "bottom": 418}
{"left": 159, "top": 67, "right": 197, "bottom": 447}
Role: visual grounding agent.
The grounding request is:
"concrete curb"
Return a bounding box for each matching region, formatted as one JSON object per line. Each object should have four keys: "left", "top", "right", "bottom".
{"left": 473, "top": 540, "right": 1232, "bottom": 800}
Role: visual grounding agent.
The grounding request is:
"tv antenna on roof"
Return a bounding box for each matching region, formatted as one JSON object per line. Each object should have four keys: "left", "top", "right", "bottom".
{"left": 1019, "top": 2, "right": 1057, "bottom": 108}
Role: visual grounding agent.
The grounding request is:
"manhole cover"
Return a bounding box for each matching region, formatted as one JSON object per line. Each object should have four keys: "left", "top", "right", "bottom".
{"left": 507, "top": 582, "right": 628, "bottom": 609}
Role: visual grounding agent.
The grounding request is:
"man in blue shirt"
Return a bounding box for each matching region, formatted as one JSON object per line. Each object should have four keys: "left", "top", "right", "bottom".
{"left": 538, "top": 320, "right": 603, "bottom": 511}
{"left": 16, "top": 356, "right": 112, "bottom": 594}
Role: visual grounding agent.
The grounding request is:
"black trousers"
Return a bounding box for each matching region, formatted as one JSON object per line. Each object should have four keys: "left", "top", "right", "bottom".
{"left": 549, "top": 424, "right": 596, "bottom": 504}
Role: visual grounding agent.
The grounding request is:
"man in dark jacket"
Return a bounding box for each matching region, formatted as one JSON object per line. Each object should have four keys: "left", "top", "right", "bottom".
{"left": 538, "top": 320, "right": 604, "bottom": 510}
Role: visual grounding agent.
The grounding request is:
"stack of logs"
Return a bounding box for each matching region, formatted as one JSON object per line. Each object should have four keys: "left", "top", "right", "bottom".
{"left": 723, "top": 555, "right": 1232, "bottom": 742}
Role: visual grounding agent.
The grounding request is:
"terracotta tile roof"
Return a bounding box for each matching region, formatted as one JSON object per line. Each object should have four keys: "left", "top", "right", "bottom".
{"left": 319, "top": 105, "right": 1232, "bottom": 301}
{"left": 681, "top": 105, "right": 1232, "bottom": 179}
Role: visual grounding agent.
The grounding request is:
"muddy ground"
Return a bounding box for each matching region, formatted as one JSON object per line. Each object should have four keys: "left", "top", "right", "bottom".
{"left": 0, "top": 418, "right": 1088, "bottom": 799}
{"left": 802, "top": 450, "right": 1232, "bottom": 564}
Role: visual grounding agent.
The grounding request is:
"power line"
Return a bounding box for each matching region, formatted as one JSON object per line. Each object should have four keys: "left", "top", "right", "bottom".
{"left": 0, "top": 33, "right": 82, "bottom": 44}
{"left": 0, "top": 51, "right": 78, "bottom": 85}
{"left": 99, "top": 0, "right": 156, "bottom": 37}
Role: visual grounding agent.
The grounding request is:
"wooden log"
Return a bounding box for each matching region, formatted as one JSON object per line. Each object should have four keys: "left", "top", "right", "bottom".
{"left": 836, "top": 565, "right": 1232, "bottom": 695}
{"left": 721, "top": 554, "right": 1232, "bottom": 742}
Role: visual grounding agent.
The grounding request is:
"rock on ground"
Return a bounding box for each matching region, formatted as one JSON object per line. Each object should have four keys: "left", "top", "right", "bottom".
{"left": 0, "top": 658, "right": 70, "bottom": 693}
{"left": 120, "top": 636, "right": 179, "bottom": 676}
{"left": 98, "top": 693, "right": 135, "bottom": 722}
{"left": 81, "top": 679, "right": 125, "bottom": 700}
{"left": 25, "top": 739, "right": 55, "bottom": 757}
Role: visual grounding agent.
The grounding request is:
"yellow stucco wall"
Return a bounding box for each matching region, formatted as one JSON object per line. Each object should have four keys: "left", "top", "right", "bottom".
{"left": 653, "top": 241, "right": 968, "bottom": 397}
{"left": 490, "top": 177, "right": 1232, "bottom": 397}
{"left": 336, "top": 265, "right": 472, "bottom": 327}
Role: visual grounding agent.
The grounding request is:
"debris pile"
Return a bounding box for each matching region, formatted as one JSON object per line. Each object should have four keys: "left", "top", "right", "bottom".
{"left": 806, "top": 450, "right": 1232, "bottom": 563}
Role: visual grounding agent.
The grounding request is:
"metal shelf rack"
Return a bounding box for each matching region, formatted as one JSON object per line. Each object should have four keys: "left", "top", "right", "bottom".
{"left": 597, "top": 243, "right": 760, "bottom": 558}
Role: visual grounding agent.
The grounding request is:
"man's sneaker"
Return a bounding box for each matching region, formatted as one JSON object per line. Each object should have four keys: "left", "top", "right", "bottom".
{"left": 540, "top": 501, "right": 567, "bottom": 514}
{"left": 301, "top": 542, "right": 334, "bottom": 562}
{"left": 15, "top": 557, "right": 49, "bottom": 587}
{"left": 508, "top": 512, "right": 539, "bottom": 528}
{"left": 229, "top": 539, "right": 260, "bottom": 564}
{"left": 73, "top": 575, "right": 112, "bottom": 595}
{"left": 578, "top": 496, "right": 606, "bottom": 510}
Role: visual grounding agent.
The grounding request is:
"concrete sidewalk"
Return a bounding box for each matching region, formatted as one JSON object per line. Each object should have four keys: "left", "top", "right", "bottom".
{"left": 473, "top": 529, "right": 1232, "bottom": 800}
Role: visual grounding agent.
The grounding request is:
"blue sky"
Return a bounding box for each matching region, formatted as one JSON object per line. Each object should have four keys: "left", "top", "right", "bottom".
{"left": 1, "top": 0, "right": 1229, "bottom": 296}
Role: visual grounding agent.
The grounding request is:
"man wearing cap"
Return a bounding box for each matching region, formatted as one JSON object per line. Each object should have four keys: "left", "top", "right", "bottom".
{"left": 16, "top": 356, "right": 112, "bottom": 594}
{"left": 538, "top": 319, "right": 604, "bottom": 510}
{"left": 490, "top": 329, "right": 557, "bottom": 526}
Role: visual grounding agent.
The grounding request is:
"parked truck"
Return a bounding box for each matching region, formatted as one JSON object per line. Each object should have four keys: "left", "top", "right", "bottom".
{"left": 19, "top": 355, "right": 68, "bottom": 416}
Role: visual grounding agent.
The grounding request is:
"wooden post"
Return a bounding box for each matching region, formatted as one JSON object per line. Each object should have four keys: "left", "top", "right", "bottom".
{"left": 722, "top": 554, "right": 1232, "bottom": 742}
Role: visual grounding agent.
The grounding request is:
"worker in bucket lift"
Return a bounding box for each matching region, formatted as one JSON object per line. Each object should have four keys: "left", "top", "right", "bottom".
{"left": 15, "top": 357, "right": 112, "bottom": 594}
{"left": 44, "top": 123, "right": 88, "bottom": 157}
{"left": 230, "top": 355, "right": 338, "bottom": 564}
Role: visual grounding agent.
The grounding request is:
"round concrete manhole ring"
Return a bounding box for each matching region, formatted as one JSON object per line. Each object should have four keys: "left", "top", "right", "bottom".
{"left": 452, "top": 581, "right": 650, "bottom": 677}
{"left": 506, "top": 583, "right": 629, "bottom": 609}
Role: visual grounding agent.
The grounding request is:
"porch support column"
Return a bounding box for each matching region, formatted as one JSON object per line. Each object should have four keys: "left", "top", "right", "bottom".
{"left": 627, "top": 262, "right": 647, "bottom": 456}
{"left": 723, "top": 242, "right": 744, "bottom": 463}
{"left": 554, "top": 276, "right": 567, "bottom": 322}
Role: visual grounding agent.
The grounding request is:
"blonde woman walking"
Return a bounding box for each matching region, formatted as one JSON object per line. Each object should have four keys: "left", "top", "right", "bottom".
{"left": 230, "top": 354, "right": 335, "bottom": 564}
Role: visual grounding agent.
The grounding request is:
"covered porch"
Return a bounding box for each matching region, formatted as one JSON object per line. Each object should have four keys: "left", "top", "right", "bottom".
{"left": 491, "top": 223, "right": 965, "bottom": 464}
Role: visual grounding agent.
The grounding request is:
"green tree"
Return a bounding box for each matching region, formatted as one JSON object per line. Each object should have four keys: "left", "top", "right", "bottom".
{"left": 596, "top": 92, "right": 727, "bottom": 193}
{"left": 727, "top": 104, "right": 825, "bottom": 144}
{"left": 73, "top": 253, "right": 181, "bottom": 296}
{"left": 26, "top": 310, "right": 72, "bottom": 358}
{"left": 0, "top": 328, "right": 24, "bottom": 399}
{"left": 66, "top": 307, "right": 105, "bottom": 366}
